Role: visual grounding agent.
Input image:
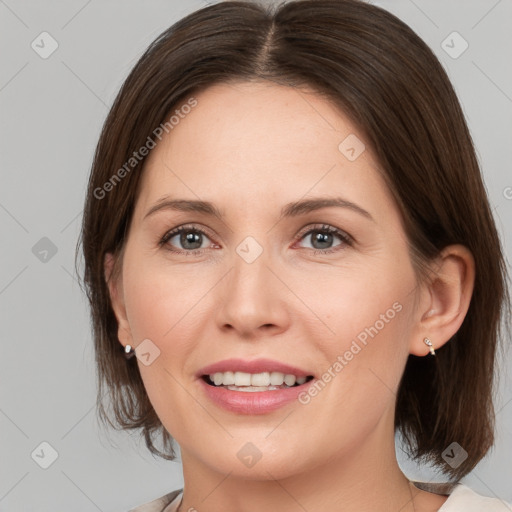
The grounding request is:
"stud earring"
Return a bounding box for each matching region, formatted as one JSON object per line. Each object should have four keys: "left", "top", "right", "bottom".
{"left": 423, "top": 337, "right": 436, "bottom": 356}
{"left": 124, "top": 344, "right": 136, "bottom": 359}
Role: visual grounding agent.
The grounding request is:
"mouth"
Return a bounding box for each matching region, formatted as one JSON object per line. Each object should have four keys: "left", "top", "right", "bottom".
{"left": 201, "top": 371, "right": 315, "bottom": 392}
{"left": 197, "top": 358, "right": 316, "bottom": 413}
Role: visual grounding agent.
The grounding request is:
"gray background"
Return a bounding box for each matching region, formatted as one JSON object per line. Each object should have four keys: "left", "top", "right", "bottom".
{"left": 1, "top": 0, "right": 511, "bottom": 511}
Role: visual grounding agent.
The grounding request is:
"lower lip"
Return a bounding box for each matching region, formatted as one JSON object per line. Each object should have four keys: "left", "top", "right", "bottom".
{"left": 199, "top": 378, "right": 315, "bottom": 414}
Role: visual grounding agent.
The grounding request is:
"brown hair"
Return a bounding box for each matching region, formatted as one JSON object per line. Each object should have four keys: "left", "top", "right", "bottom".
{"left": 77, "top": 0, "right": 511, "bottom": 480}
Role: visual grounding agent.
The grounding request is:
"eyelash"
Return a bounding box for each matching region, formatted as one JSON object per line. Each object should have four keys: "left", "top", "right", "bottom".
{"left": 158, "top": 223, "right": 353, "bottom": 256}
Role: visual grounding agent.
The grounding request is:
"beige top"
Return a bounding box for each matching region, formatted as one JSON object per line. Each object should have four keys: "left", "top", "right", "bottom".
{"left": 128, "top": 481, "right": 512, "bottom": 511}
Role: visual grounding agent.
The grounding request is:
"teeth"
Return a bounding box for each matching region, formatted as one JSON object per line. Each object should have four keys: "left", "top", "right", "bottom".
{"left": 251, "top": 372, "right": 269, "bottom": 386}
{"left": 234, "top": 371, "right": 252, "bottom": 386}
{"left": 283, "top": 374, "right": 296, "bottom": 386}
{"left": 227, "top": 385, "right": 281, "bottom": 392}
{"left": 223, "top": 371, "right": 235, "bottom": 385}
{"left": 208, "top": 371, "right": 309, "bottom": 387}
{"left": 270, "top": 371, "right": 284, "bottom": 385}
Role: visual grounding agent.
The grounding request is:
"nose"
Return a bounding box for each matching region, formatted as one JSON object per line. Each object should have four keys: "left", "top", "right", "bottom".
{"left": 215, "top": 244, "right": 291, "bottom": 339}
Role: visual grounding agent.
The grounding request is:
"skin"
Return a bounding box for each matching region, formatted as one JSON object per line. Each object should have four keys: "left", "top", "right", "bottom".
{"left": 105, "top": 81, "right": 475, "bottom": 512}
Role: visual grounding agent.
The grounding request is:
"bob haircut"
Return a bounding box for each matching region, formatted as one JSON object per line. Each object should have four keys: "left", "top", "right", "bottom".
{"left": 78, "top": 0, "right": 511, "bottom": 481}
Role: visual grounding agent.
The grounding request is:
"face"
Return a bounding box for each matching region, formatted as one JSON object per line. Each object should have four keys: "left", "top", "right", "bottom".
{"left": 108, "top": 81, "right": 424, "bottom": 479}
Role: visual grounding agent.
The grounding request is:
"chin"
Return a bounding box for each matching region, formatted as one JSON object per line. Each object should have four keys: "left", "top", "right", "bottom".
{"left": 217, "top": 457, "right": 305, "bottom": 481}
{"left": 193, "top": 438, "right": 314, "bottom": 480}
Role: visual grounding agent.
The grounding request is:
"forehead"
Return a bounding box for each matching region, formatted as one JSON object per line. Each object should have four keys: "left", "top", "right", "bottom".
{"left": 134, "top": 80, "right": 395, "bottom": 223}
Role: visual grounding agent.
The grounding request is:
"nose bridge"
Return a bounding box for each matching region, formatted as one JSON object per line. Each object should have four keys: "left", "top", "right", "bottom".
{"left": 229, "top": 234, "right": 271, "bottom": 301}
{"left": 235, "top": 234, "right": 266, "bottom": 266}
{"left": 216, "top": 232, "right": 287, "bottom": 334}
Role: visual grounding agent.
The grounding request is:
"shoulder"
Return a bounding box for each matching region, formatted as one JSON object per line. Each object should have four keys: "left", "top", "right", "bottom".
{"left": 441, "top": 483, "right": 512, "bottom": 511}
{"left": 414, "top": 481, "right": 511, "bottom": 511}
{"left": 127, "top": 489, "right": 183, "bottom": 512}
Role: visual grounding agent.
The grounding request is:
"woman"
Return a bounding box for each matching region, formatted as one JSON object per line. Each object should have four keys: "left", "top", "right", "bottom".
{"left": 78, "top": 0, "right": 511, "bottom": 510}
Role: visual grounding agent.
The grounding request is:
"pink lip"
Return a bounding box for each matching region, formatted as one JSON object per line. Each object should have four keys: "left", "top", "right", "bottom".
{"left": 197, "top": 358, "right": 313, "bottom": 378}
{"left": 199, "top": 377, "right": 315, "bottom": 414}
{"left": 196, "top": 358, "right": 315, "bottom": 415}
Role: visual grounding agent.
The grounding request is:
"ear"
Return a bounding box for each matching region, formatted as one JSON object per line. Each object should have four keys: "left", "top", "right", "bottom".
{"left": 409, "top": 244, "right": 475, "bottom": 356}
{"left": 104, "top": 252, "right": 134, "bottom": 349}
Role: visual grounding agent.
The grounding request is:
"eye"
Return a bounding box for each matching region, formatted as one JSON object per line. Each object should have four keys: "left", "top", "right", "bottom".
{"left": 295, "top": 224, "right": 353, "bottom": 253}
{"left": 159, "top": 224, "right": 215, "bottom": 255}
{"left": 158, "top": 223, "right": 353, "bottom": 256}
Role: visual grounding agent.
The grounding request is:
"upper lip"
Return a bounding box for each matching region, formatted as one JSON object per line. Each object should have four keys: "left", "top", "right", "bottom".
{"left": 197, "top": 358, "right": 313, "bottom": 378}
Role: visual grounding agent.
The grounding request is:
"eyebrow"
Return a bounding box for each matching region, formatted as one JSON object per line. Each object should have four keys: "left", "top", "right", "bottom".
{"left": 143, "top": 196, "right": 374, "bottom": 222}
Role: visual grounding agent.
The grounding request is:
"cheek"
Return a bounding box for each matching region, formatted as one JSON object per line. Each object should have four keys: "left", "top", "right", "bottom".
{"left": 120, "top": 248, "right": 222, "bottom": 427}
{"left": 317, "top": 297, "right": 410, "bottom": 403}
{"left": 296, "top": 257, "right": 412, "bottom": 348}
{"left": 293, "top": 295, "right": 413, "bottom": 458}
{"left": 303, "top": 260, "right": 416, "bottom": 402}
{"left": 123, "top": 273, "right": 173, "bottom": 344}
{"left": 122, "top": 244, "right": 207, "bottom": 345}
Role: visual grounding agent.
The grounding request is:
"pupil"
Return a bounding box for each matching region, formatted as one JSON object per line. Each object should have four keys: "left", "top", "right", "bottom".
{"left": 313, "top": 231, "right": 332, "bottom": 249}
{"left": 182, "top": 231, "right": 202, "bottom": 250}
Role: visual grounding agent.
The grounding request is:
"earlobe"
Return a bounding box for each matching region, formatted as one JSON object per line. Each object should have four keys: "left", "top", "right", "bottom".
{"left": 104, "top": 252, "right": 134, "bottom": 348}
{"left": 409, "top": 244, "right": 475, "bottom": 356}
